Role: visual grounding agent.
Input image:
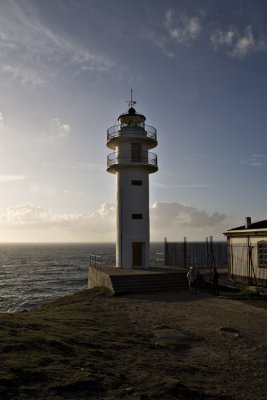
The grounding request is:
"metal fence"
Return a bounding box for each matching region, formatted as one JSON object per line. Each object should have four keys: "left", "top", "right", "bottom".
{"left": 88, "top": 254, "right": 103, "bottom": 269}
{"left": 164, "top": 238, "right": 227, "bottom": 269}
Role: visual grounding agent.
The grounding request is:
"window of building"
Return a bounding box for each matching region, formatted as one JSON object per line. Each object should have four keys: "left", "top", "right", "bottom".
{"left": 131, "top": 180, "right": 143, "bottom": 186}
{"left": 258, "top": 241, "right": 267, "bottom": 268}
{"left": 131, "top": 143, "right": 142, "bottom": 162}
{"left": 132, "top": 214, "right": 143, "bottom": 219}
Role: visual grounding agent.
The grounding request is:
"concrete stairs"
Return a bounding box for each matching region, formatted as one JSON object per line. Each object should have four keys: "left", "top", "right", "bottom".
{"left": 109, "top": 272, "right": 188, "bottom": 294}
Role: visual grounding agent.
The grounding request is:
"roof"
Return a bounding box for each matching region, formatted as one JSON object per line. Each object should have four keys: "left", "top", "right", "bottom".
{"left": 228, "top": 219, "right": 267, "bottom": 231}
{"left": 118, "top": 107, "right": 146, "bottom": 122}
{"left": 224, "top": 219, "right": 267, "bottom": 237}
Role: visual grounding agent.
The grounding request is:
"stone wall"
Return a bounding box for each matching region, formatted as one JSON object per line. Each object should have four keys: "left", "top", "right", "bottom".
{"left": 88, "top": 266, "right": 114, "bottom": 292}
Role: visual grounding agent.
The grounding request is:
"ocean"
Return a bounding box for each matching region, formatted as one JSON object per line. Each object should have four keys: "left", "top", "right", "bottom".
{"left": 0, "top": 243, "right": 164, "bottom": 313}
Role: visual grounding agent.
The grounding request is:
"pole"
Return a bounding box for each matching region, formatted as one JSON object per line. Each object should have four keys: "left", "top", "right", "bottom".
{"left": 184, "top": 236, "right": 187, "bottom": 269}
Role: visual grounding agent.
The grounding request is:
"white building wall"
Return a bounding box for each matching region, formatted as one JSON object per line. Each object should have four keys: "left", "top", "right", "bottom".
{"left": 228, "top": 235, "right": 267, "bottom": 284}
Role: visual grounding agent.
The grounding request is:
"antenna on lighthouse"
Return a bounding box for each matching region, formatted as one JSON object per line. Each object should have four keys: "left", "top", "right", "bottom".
{"left": 126, "top": 88, "right": 137, "bottom": 108}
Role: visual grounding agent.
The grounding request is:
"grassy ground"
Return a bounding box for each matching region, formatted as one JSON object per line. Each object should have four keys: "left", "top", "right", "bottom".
{"left": 0, "top": 288, "right": 126, "bottom": 400}
{"left": 0, "top": 287, "right": 266, "bottom": 400}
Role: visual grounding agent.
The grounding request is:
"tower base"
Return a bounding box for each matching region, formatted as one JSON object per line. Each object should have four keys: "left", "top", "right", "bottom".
{"left": 88, "top": 266, "right": 188, "bottom": 295}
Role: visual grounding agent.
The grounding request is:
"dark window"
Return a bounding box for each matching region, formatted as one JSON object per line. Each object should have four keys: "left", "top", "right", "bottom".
{"left": 131, "top": 143, "right": 142, "bottom": 162}
{"left": 132, "top": 214, "right": 143, "bottom": 219}
{"left": 258, "top": 241, "right": 267, "bottom": 268}
{"left": 132, "top": 180, "right": 143, "bottom": 186}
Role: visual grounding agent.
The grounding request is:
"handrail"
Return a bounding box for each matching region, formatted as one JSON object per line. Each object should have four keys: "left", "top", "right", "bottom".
{"left": 107, "top": 151, "right": 158, "bottom": 168}
{"left": 107, "top": 124, "right": 157, "bottom": 142}
{"left": 89, "top": 254, "right": 103, "bottom": 269}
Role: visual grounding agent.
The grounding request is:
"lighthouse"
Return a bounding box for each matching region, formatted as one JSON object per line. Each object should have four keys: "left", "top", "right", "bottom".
{"left": 106, "top": 91, "right": 158, "bottom": 269}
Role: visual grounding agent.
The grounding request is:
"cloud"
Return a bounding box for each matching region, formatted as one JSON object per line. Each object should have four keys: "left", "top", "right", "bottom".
{"left": 52, "top": 118, "right": 71, "bottom": 137}
{"left": 0, "top": 201, "right": 226, "bottom": 240}
{"left": 0, "top": 0, "right": 116, "bottom": 86}
{"left": 210, "top": 26, "right": 267, "bottom": 58}
{"left": 165, "top": 9, "right": 202, "bottom": 44}
{"left": 1, "top": 205, "right": 52, "bottom": 225}
{"left": 240, "top": 154, "right": 267, "bottom": 167}
{"left": 0, "top": 175, "right": 26, "bottom": 182}
{"left": 42, "top": 161, "right": 102, "bottom": 171}
{"left": 151, "top": 202, "right": 226, "bottom": 229}
{"left": 144, "top": 30, "right": 175, "bottom": 58}
{"left": 0, "top": 112, "right": 4, "bottom": 128}
{"left": 0, "top": 203, "right": 116, "bottom": 233}
{"left": 153, "top": 182, "right": 209, "bottom": 189}
{"left": 147, "top": 8, "right": 267, "bottom": 60}
{"left": 144, "top": 8, "right": 203, "bottom": 58}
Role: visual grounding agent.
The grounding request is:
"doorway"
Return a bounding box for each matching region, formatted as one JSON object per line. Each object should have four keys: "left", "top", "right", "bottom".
{"left": 132, "top": 242, "right": 143, "bottom": 266}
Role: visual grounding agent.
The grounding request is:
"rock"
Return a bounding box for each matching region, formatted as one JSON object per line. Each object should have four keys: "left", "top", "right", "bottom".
{"left": 233, "top": 333, "right": 241, "bottom": 339}
{"left": 151, "top": 328, "right": 192, "bottom": 352}
{"left": 152, "top": 325, "right": 170, "bottom": 330}
{"left": 220, "top": 327, "right": 240, "bottom": 334}
{"left": 152, "top": 328, "right": 189, "bottom": 340}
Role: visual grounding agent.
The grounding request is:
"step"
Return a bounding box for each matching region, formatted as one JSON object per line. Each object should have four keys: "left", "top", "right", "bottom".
{"left": 110, "top": 276, "right": 189, "bottom": 294}
{"left": 111, "top": 285, "right": 188, "bottom": 294}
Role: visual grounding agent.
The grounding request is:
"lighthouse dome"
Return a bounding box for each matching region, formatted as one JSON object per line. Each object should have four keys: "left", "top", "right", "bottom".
{"left": 118, "top": 108, "right": 146, "bottom": 127}
{"left": 128, "top": 107, "right": 136, "bottom": 114}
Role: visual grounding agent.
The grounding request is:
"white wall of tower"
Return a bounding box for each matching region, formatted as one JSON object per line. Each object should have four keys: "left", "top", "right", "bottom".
{"left": 116, "top": 142, "right": 149, "bottom": 160}
{"left": 116, "top": 169, "right": 149, "bottom": 268}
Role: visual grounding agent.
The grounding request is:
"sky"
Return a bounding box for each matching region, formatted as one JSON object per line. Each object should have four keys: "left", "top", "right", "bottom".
{"left": 0, "top": 0, "right": 267, "bottom": 242}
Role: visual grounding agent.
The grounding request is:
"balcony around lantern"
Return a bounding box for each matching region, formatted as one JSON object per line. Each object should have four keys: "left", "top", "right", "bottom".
{"left": 106, "top": 123, "right": 157, "bottom": 150}
{"left": 107, "top": 151, "right": 158, "bottom": 174}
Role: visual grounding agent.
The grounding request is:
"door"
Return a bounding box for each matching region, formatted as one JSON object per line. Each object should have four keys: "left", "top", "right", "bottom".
{"left": 132, "top": 242, "right": 143, "bottom": 266}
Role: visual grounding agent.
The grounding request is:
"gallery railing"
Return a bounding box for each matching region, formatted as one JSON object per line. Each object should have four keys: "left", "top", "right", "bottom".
{"left": 107, "top": 124, "right": 157, "bottom": 142}
{"left": 107, "top": 151, "right": 158, "bottom": 168}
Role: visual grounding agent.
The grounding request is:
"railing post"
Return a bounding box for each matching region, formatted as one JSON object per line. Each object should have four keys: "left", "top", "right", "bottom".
{"left": 184, "top": 237, "right": 187, "bottom": 269}
{"left": 89, "top": 254, "right": 103, "bottom": 270}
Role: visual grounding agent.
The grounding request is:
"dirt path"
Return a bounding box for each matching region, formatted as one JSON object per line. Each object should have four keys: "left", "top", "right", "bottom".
{"left": 108, "top": 290, "right": 267, "bottom": 399}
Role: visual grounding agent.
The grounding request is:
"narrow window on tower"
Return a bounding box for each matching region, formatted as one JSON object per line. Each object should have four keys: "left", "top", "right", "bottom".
{"left": 131, "top": 180, "right": 143, "bottom": 186}
{"left": 132, "top": 214, "right": 143, "bottom": 219}
{"left": 131, "top": 143, "right": 142, "bottom": 162}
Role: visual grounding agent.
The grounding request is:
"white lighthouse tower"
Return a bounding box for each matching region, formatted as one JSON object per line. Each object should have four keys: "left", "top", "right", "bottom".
{"left": 106, "top": 91, "right": 158, "bottom": 269}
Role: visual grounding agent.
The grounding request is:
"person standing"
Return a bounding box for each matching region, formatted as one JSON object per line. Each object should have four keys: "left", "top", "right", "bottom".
{"left": 187, "top": 267, "right": 197, "bottom": 294}
{"left": 212, "top": 267, "right": 219, "bottom": 296}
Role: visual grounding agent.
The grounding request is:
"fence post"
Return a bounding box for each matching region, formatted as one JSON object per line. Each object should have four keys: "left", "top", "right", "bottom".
{"left": 164, "top": 237, "right": 167, "bottom": 266}
{"left": 184, "top": 237, "right": 187, "bottom": 269}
